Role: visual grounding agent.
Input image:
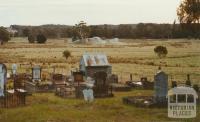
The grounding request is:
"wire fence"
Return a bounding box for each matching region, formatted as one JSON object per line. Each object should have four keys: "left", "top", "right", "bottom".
{"left": 112, "top": 71, "right": 200, "bottom": 85}
{"left": 6, "top": 64, "right": 200, "bottom": 85}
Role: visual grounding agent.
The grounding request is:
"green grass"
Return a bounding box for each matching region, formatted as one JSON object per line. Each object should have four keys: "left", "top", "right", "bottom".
{"left": 0, "top": 90, "right": 200, "bottom": 122}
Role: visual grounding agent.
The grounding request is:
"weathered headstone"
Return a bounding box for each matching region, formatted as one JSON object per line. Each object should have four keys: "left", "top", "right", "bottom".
{"left": 185, "top": 74, "right": 191, "bottom": 86}
{"left": 32, "top": 66, "right": 41, "bottom": 81}
{"left": 73, "top": 71, "right": 84, "bottom": 82}
{"left": 93, "top": 71, "right": 112, "bottom": 97}
{"left": 12, "top": 64, "right": 18, "bottom": 75}
{"left": 154, "top": 70, "right": 168, "bottom": 103}
{"left": 0, "top": 64, "right": 7, "bottom": 96}
{"left": 83, "top": 88, "right": 94, "bottom": 102}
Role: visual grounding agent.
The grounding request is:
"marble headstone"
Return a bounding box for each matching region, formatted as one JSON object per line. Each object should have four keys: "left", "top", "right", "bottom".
{"left": 83, "top": 89, "right": 94, "bottom": 102}
{"left": 32, "top": 66, "right": 41, "bottom": 81}
{"left": 12, "top": 64, "right": 18, "bottom": 75}
{"left": 0, "top": 64, "right": 6, "bottom": 96}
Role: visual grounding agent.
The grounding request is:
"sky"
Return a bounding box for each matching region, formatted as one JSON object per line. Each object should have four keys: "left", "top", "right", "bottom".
{"left": 0, "top": 0, "right": 181, "bottom": 26}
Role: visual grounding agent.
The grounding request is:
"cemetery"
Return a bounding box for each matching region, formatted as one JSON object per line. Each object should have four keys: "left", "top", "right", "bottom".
{"left": 0, "top": 38, "right": 199, "bottom": 122}
{"left": 1, "top": 59, "right": 199, "bottom": 110}
{"left": 0, "top": 63, "right": 27, "bottom": 108}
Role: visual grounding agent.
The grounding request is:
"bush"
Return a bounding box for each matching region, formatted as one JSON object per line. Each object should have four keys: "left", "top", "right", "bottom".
{"left": 154, "top": 46, "right": 168, "bottom": 58}
{"left": 36, "top": 34, "right": 47, "bottom": 44}
{"left": 28, "top": 35, "right": 36, "bottom": 43}
{"left": 0, "top": 27, "right": 10, "bottom": 45}
{"left": 63, "top": 50, "right": 71, "bottom": 60}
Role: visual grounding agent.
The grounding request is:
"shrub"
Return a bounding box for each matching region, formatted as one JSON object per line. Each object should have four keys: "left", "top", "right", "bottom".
{"left": 154, "top": 46, "right": 168, "bottom": 58}
{"left": 0, "top": 27, "right": 10, "bottom": 45}
{"left": 63, "top": 50, "right": 71, "bottom": 60}
{"left": 28, "top": 35, "right": 36, "bottom": 43}
{"left": 36, "top": 34, "right": 47, "bottom": 44}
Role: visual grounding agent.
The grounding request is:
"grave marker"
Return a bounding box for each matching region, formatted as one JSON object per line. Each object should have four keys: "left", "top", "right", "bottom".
{"left": 0, "top": 64, "right": 7, "bottom": 97}
{"left": 12, "top": 64, "right": 18, "bottom": 75}
{"left": 83, "top": 88, "right": 94, "bottom": 102}
{"left": 154, "top": 69, "right": 168, "bottom": 103}
{"left": 32, "top": 66, "right": 41, "bottom": 81}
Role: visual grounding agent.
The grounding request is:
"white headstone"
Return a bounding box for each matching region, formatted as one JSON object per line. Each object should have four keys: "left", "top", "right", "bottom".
{"left": 12, "top": 64, "right": 17, "bottom": 75}
{"left": 33, "top": 66, "right": 41, "bottom": 80}
{"left": 0, "top": 64, "right": 5, "bottom": 96}
{"left": 83, "top": 89, "right": 94, "bottom": 102}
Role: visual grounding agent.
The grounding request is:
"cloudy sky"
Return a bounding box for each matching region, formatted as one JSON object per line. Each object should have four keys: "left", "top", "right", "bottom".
{"left": 0, "top": 0, "right": 181, "bottom": 26}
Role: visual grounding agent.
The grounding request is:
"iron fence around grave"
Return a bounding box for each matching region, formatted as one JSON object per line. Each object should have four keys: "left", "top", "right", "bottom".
{"left": 0, "top": 91, "right": 26, "bottom": 108}
{"left": 112, "top": 71, "right": 154, "bottom": 83}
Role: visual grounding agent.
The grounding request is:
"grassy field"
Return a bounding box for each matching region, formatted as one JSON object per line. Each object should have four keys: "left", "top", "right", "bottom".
{"left": 0, "top": 38, "right": 200, "bottom": 122}
{"left": 0, "top": 37, "right": 199, "bottom": 83}
{"left": 0, "top": 91, "right": 200, "bottom": 122}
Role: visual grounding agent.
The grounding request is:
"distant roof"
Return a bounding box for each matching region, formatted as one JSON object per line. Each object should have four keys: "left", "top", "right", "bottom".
{"left": 81, "top": 53, "right": 110, "bottom": 67}
{"left": 6, "top": 27, "right": 18, "bottom": 33}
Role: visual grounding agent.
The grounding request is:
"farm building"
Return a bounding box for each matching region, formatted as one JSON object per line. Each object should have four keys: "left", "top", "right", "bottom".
{"left": 79, "top": 53, "right": 112, "bottom": 78}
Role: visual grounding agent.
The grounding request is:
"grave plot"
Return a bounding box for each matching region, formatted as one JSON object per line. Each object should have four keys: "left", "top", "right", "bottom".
{"left": 73, "top": 71, "right": 85, "bottom": 98}
{"left": 93, "top": 71, "right": 113, "bottom": 98}
{"left": 53, "top": 73, "right": 76, "bottom": 98}
{"left": 51, "top": 74, "right": 67, "bottom": 89}
{"left": 0, "top": 63, "right": 27, "bottom": 108}
{"left": 126, "top": 76, "right": 154, "bottom": 90}
{"left": 108, "top": 74, "right": 131, "bottom": 92}
{"left": 25, "top": 65, "right": 53, "bottom": 93}
{"left": 123, "top": 68, "right": 168, "bottom": 108}
{"left": 55, "top": 87, "right": 75, "bottom": 98}
{"left": 123, "top": 96, "right": 154, "bottom": 108}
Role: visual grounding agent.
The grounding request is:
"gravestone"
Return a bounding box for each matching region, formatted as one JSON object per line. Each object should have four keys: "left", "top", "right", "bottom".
{"left": 32, "top": 66, "right": 41, "bottom": 81}
{"left": 93, "top": 71, "right": 112, "bottom": 97}
{"left": 185, "top": 74, "right": 191, "bottom": 86}
{"left": 154, "top": 70, "right": 168, "bottom": 103}
{"left": 12, "top": 64, "right": 18, "bottom": 75}
{"left": 83, "top": 88, "right": 94, "bottom": 102}
{"left": 73, "top": 72, "right": 84, "bottom": 83}
{"left": 0, "top": 64, "right": 7, "bottom": 97}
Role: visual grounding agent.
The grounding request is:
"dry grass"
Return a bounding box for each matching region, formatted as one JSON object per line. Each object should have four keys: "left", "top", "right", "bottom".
{"left": 0, "top": 38, "right": 200, "bottom": 122}
{"left": 0, "top": 37, "right": 200, "bottom": 83}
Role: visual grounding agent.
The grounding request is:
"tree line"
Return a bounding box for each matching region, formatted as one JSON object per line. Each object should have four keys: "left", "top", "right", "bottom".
{"left": 9, "top": 23, "right": 200, "bottom": 39}
{"left": 0, "top": 0, "right": 199, "bottom": 44}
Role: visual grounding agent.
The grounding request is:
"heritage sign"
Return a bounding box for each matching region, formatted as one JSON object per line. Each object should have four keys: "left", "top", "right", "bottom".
{"left": 167, "top": 86, "right": 198, "bottom": 118}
